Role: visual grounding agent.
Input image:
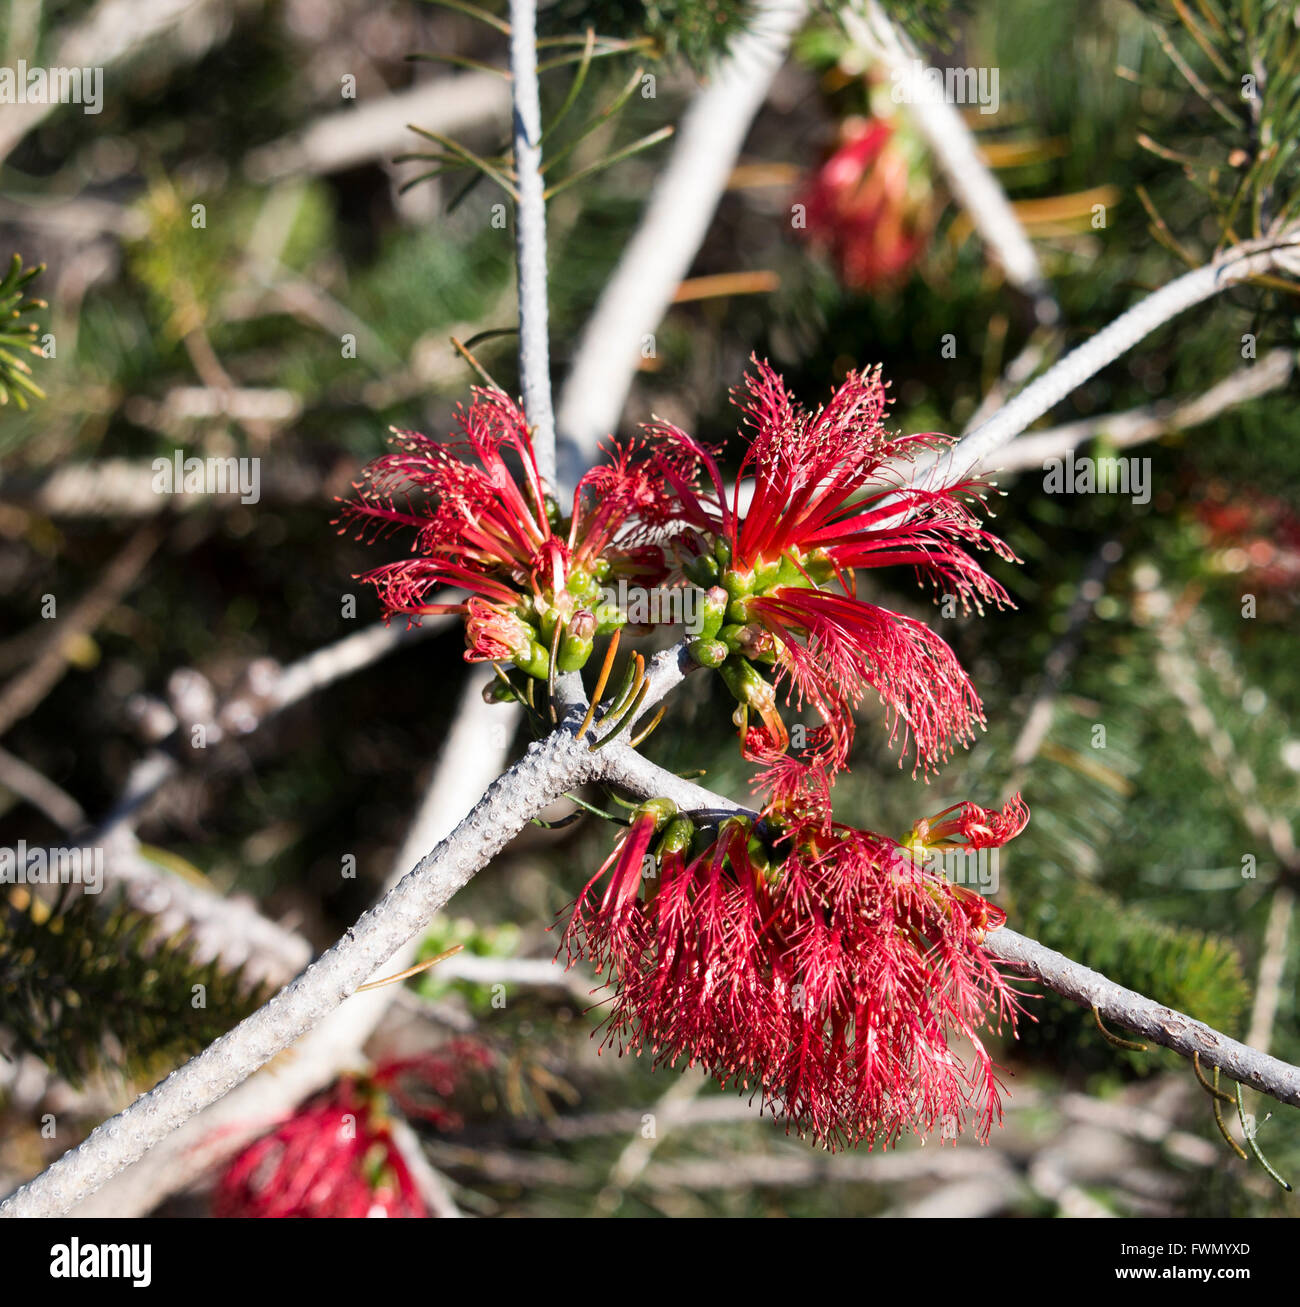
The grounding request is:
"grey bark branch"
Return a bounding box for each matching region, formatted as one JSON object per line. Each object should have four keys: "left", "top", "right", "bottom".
{"left": 67, "top": 686, "right": 518, "bottom": 1217}
{"left": 0, "top": 0, "right": 221, "bottom": 165}
{"left": 985, "top": 929, "right": 1300, "bottom": 1109}
{"left": 245, "top": 73, "right": 511, "bottom": 184}
{"left": 510, "top": 0, "right": 557, "bottom": 486}
{"left": 95, "top": 617, "right": 447, "bottom": 841}
{"left": 986, "top": 347, "right": 1295, "bottom": 476}
{"left": 934, "top": 236, "right": 1300, "bottom": 489}
{"left": 2, "top": 727, "right": 594, "bottom": 1217}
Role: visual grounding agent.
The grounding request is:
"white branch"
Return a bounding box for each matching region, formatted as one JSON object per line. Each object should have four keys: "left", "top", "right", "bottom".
{"left": 846, "top": 0, "right": 1056, "bottom": 321}
{"left": 245, "top": 74, "right": 511, "bottom": 184}
{"left": 987, "top": 347, "right": 1295, "bottom": 475}
{"left": 0, "top": 0, "right": 219, "bottom": 165}
{"left": 2, "top": 726, "right": 592, "bottom": 1218}
{"left": 95, "top": 617, "right": 448, "bottom": 839}
{"left": 985, "top": 929, "right": 1300, "bottom": 1108}
{"left": 0, "top": 746, "right": 85, "bottom": 830}
{"left": 510, "top": 0, "right": 557, "bottom": 485}
{"left": 912, "top": 236, "right": 1300, "bottom": 494}
{"left": 554, "top": 0, "right": 810, "bottom": 485}
{"left": 64, "top": 687, "right": 519, "bottom": 1216}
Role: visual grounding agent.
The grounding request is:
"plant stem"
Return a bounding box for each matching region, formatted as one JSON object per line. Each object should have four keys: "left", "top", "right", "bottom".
{"left": 985, "top": 928, "right": 1300, "bottom": 1108}
{"left": 0, "top": 730, "right": 596, "bottom": 1218}
{"left": 510, "top": 0, "right": 557, "bottom": 486}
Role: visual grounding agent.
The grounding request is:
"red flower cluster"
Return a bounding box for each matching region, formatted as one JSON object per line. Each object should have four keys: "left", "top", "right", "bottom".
{"left": 212, "top": 1077, "right": 424, "bottom": 1218}
{"left": 340, "top": 362, "right": 1011, "bottom": 782}
{"left": 797, "top": 115, "right": 931, "bottom": 292}
{"left": 564, "top": 786, "right": 1028, "bottom": 1148}
{"left": 212, "top": 1042, "right": 490, "bottom": 1218}
{"left": 340, "top": 356, "right": 1028, "bottom": 1151}
{"left": 335, "top": 389, "right": 686, "bottom": 676}
{"left": 651, "top": 358, "right": 1015, "bottom": 772}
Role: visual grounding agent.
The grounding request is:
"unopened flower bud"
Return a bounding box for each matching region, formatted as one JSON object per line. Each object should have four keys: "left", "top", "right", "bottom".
{"left": 515, "top": 640, "right": 553, "bottom": 680}
{"left": 683, "top": 552, "right": 720, "bottom": 588}
{"left": 696, "top": 586, "right": 729, "bottom": 639}
{"left": 593, "top": 601, "right": 627, "bottom": 634}
{"left": 718, "top": 655, "right": 789, "bottom": 754}
{"left": 656, "top": 815, "right": 696, "bottom": 858}
{"left": 633, "top": 797, "right": 679, "bottom": 833}
{"left": 558, "top": 610, "right": 598, "bottom": 671}
{"left": 688, "top": 637, "right": 729, "bottom": 668}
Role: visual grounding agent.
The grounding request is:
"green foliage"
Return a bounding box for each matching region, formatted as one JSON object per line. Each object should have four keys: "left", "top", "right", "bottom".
{"left": 414, "top": 915, "right": 523, "bottom": 1009}
{"left": 543, "top": 0, "right": 756, "bottom": 69}
{"left": 1130, "top": 0, "right": 1300, "bottom": 247}
{"left": 876, "top": 0, "right": 972, "bottom": 49}
{"left": 0, "top": 256, "right": 48, "bottom": 409}
{"left": 126, "top": 181, "right": 231, "bottom": 343}
{"left": 0, "top": 886, "right": 272, "bottom": 1088}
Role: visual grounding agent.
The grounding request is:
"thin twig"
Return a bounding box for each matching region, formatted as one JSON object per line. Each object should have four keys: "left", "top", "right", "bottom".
{"left": 510, "top": 0, "right": 558, "bottom": 485}
{"left": 917, "top": 235, "right": 1300, "bottom": 494}
{"left": 0, "top": 524, "right": 163, "bottom": 739}
{"left": 845, "top": 1, "right": 1058, "bottom": 323}
{"left": 553, "top": 0, "right": 810, "bottom": 488}
{"left": 0, "top": 746, "right": 86, "bottom": 830}
{"left": 986, "top": 348, "right": 1295, "bottom": 475}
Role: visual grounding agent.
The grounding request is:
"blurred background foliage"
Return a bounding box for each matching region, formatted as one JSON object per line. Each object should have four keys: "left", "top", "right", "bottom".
{"left": 0, "top": 0, "right": 1297, "bottom": 1216}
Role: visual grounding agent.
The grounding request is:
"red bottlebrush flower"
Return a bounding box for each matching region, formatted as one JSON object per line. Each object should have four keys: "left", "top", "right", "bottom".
{"left": 335, "top": 388, "right": 686, "bottom": 675}
{"left": 562, "top": 781, "right": 1028, "bottom": 1150}
{"left": 213, "top": 1043, "right": 490, "bottom": 1218}
{"left": 371, "top": 1039, "right": 495, "bottom": 1131}
{"left": 908, "top": 793, "right": 1031, "bottom": 852}
{"left": 654, "top": 357, "right": 1016, "bottom": 772}
{"left": 212, "top": 1077, "right": 426, "bottom": 1218}
{"left": 797, "top": 115, "right": 931, "bottom": 292}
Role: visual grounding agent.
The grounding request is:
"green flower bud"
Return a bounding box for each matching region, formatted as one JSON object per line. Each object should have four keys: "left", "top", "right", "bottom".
{"left": 557, "top": 609, "right": 597, "bottom": 671}
{"left": 721, "top": 567, "right": 755, "bottom": 602}
{"left": 688, "top": 637, "right": 729, "bottom": 668}
{"left": 515, "top": 640, "right": 552, "bottom": 680}
{"left": 725, "top": 596, "right": 753, "bottom": 624}
{"left": 482, "top": 677, "right": 518, "bottom": 704}
{"left": 656, "top": 815, "right": 696, "bottom": 857}
{"left": 683, "top": 553, "right": 720, "bottom": 588}
{"left": 634, "top": 797, "right": 679, "bottom": 832}
{"left": 593, "top": 601, "right": 628, "bottom": 635}
{"left": 566, "top": 568, "right": 599, "bottom": 602}
{"left": 695, "top": 586, "right": 729, "bottom": 639}
{"left": 717, "top": 654, "right": 763, "bottom": 703}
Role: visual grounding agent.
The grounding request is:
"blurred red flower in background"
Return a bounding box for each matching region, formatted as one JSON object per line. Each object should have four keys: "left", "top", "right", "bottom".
{"left": 1194, "top": 484, "right": 1300, "bottom": 594}
{"left": 796, "top": 115, "right": 931, "bottom": 292}
{"left": 212, "top": 1042, "right": 490, "bottom": 1218}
